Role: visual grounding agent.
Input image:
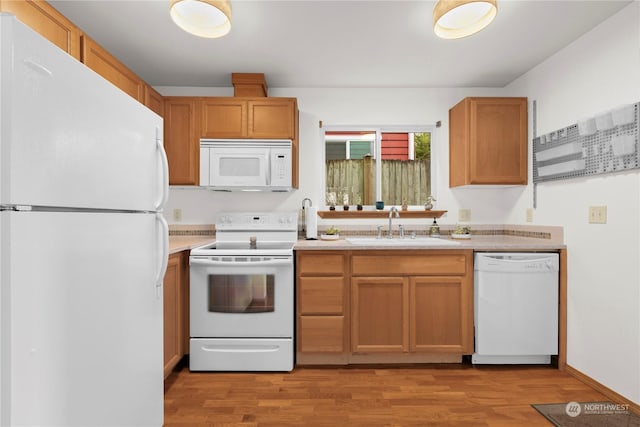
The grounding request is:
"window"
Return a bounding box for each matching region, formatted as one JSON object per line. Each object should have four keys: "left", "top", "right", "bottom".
{"left": 324, "top": 127, "right": 432, "bottom": 207}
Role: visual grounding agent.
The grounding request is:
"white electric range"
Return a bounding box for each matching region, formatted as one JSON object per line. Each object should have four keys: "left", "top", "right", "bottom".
{"left": 189, "top": 212, "right": 297, "bottom": 371}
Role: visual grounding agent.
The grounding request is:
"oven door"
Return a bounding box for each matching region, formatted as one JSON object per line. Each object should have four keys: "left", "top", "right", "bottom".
{"left": 189, "top": 255, "right": 293, "bottom": 338}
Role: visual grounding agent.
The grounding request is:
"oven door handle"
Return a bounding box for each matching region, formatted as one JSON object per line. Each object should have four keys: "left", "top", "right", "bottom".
{"left": 201, "top": 345, "right": 281, "bottom": 353}
{"left": 190, "top": 258, "right": 292, "bottom": 267}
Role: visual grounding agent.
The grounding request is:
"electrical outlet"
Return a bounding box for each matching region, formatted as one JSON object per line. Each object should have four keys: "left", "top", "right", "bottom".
{"left": 458, "top": 209, "right": 471, "bottom": 222}
{"left": 173, "top": 208, "right": 182, "bottom": 222}
{"left": 588, "top": 206, "right": 607, "bottom": 224}
{"left": 526, "top": 208, "right": 534, "bottom": 223}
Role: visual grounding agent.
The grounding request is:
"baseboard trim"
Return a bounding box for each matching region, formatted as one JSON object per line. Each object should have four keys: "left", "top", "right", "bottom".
{"left": 565, "top": 364, "right": 640, "bottom": 415}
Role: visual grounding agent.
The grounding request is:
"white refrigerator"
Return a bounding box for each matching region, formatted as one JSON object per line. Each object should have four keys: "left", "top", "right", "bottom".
{"left": 0, "top": 14, "right": 168, "bottom": 426}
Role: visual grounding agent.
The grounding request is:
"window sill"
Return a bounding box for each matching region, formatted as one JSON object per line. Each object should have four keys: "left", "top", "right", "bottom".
{"left": 317, "top": 210, "right": 447, "bottom": 219}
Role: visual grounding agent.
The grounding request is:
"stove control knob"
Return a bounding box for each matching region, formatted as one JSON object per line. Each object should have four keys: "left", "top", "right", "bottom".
{"left": 280, "top": 216, "right": 292, "bottom": 224}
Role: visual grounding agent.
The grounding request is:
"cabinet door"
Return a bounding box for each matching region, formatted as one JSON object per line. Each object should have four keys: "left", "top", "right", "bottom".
{"left": 248, "top": 98, "right": 296, "bottom": 139}
{"left": 81, "top": 35, "right": 144, "bottom": 103}
{"left": 410, "top": 276, "right": 473, "bottom": 353}
{"left": 0, "top": 0, "right": 81, "bottom": 60}
{"left": 144, "top": 84, "right": 164, "bottom": 117}
{"left": 299, "top": 316, "right": 345, "bottom": 353}
{"left": 200, "top": 97, "right": 247, "bottom": 138}
{"left": 449, "top": 97, "right": 527, "bottom": 187}
{"left": 469, "top": 97, "right": 527, "bottom": 185}
{"left": 351, "top": 277, "right": 409, "bottom": 353}
{"left": 163, "top": 97, "right": 199, "bottom": 185}
{"left": 164, "top": 253, "right": 183, "bottom": 378}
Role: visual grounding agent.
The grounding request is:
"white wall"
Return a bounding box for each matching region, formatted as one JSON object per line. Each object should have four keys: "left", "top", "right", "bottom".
{"left": 505, "top": 2, "right": 640, "bottom": 404}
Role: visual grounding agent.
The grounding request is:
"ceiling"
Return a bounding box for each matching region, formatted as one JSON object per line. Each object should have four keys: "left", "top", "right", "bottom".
{"left": 49, "top": 0, "right": 631, "bottom": 89}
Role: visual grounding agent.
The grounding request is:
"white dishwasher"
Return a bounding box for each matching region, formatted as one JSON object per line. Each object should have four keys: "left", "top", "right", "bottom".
{"left": 473, "top": 252, "right": 559, "bottom": 364}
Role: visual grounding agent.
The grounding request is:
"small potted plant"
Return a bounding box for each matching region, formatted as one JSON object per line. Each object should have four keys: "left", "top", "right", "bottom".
{"left": 451, "top": 224, "right": 471, "bottom": 239}
{"left": 321, "top": 226, "right": 341, "bottom": 241}
{"left": 424, "top": 195, "right": 436, "bottom": 210}
{"left": 326, "top": 191, "right": 337, "bottom": 211}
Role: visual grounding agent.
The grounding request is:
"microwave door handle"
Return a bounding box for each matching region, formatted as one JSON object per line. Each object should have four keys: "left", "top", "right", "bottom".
{"left": 265, "top": 152, "right": 271, "bottom": 186}
{"left": 190, "top": 258, "right": 292, "bottom": 267}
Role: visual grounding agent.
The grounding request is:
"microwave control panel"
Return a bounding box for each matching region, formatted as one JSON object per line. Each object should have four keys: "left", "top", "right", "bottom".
{"left": 270, "top": 149, "right": 292, "bottom": 186}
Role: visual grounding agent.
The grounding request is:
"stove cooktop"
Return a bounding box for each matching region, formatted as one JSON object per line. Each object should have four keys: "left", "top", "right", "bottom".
{"left": 198, "top": 241, "right": 294, "bottom": 251}
{"left": 190, "top": 240, "right": 295, "bottom": 256}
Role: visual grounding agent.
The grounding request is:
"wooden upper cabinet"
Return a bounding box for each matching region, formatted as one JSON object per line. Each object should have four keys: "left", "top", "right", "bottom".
{"left": 164, "top": 97, "right": 199, "bottom": 185}
{"left": 1, "top": 0, "right": 81, "bottom": 60}
{"left": 200, "top": 97, "right": 297, "bottom": 140}
{"left": 200, "top": 98, "right": 246, "bottom": 138}
{"left": 81, "top": 35, "right": 144, "bottom": 103}
{"left": 449, "top": 97, "right": 528, "bottom": 187}
{"left": 248, "top": 98, "right": 296, "bottom": 139}
{"left": 144, "top": 85, "right": 164, "bottom": 117}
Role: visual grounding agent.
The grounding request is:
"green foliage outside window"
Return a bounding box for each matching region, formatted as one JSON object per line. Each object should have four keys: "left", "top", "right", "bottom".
{"left": 414, "top": 132, "right": 431, "bottom": 160}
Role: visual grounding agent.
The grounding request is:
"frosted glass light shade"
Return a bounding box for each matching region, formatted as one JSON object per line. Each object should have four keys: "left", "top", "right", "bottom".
{"left": 433, "top": 0, "right": 497, "bottom": 39}
{"left": 170, "top": 0, "right": 231, "bottom": 38}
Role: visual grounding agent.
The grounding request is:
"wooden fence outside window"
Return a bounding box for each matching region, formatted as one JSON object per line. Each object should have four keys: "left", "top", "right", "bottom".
{"left": 326, "top": 156, "right": 431, "bottom": 206}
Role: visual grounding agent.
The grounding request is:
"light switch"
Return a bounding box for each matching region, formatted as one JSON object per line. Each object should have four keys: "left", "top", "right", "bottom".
{"left": 458, "top": 209, "right": 471, "bottom": 222}
{"left": 588, "top": 206, "right": 607, "bottom": 224}
{"left": 173, "top": 208, "right": 182, "bottom": 222}
{"left": 526, "top": 208, "right": 534, "bottom": 223}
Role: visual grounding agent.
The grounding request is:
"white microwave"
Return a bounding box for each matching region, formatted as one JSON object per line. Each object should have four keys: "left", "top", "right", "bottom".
{"left": 199, "top": 139, "right": 293, "bottom": 191}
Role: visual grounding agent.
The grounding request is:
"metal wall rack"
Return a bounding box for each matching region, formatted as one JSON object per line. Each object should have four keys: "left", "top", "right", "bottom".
{"left": 533, "top": 102, "right": 639, "bottom": 184}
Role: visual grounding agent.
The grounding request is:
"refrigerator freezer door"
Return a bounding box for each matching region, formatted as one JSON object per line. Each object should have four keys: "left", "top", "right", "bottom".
{"left": 0, "top": 16, "right": 166, "bottom": 211}
{"left": 0, "top": 211, "right": 163, "bottom": 426}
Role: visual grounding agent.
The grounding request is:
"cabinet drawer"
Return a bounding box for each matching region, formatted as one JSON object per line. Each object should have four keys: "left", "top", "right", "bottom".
{"left": 352, "top": 253, "right": 468, "bottom": 276}
{"left": 297, "top": 253, "right": 345, "bottom": 275}
{"left": 299, "top": 316, "right": 345, "bottom": 353}
{"left": 299, "top": 277, "right": 344, "bottom": 315}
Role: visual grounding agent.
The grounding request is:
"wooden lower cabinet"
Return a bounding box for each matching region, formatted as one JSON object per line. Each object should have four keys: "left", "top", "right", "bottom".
{"left": 410, "top": 276, "right": 472, "bottom": 353}
{"left": 296, "top": 251, "right": 349, "bottom": 364}
{"left": 163, "top": 251, "right": 189, "bottom": 378}
{"left": 297, "top": 249, "right": 473, "bottom": 365}
{"left": 351, "top": 277, "right": 409, "bottom": 353}
{"left": 352, "top": 251, "right": 473, "bottom": 357}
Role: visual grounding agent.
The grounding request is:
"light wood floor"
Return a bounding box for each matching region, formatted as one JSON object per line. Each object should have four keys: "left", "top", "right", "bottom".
{"left": 164, "top": 361, "right": 607, "bottom": 426}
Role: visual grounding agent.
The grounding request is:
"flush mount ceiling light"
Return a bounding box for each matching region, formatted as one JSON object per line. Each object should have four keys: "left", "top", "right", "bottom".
{"left": 433, "top": 0, "right": 497, "bottom": 39}
{"left": 170, "top": 0, "right": 232, "bottom": 38}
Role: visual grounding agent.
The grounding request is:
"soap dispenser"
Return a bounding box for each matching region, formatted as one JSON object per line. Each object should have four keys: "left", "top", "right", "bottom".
{"left": 429, "top": 218, "right": 441, "bottom": 238}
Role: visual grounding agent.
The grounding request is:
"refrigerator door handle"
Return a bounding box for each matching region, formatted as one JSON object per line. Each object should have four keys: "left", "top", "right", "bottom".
{"left": 155, "top": 213, "right": 169, "bottom": 289}
{"left": 24, "top": 58, "right": 53, "bottom": 76}
{"left": 155, "top": 134, "right": 169, "bottom": 211}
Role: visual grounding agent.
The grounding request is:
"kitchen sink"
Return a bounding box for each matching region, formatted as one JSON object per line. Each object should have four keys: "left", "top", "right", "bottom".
{"left": 346, "top": 237, "right": 461, "bottom": 246}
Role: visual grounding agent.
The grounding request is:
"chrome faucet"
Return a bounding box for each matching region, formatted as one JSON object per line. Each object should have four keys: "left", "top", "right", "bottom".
{"left": 388, "top": 207, "right": 400, "bottom": 238}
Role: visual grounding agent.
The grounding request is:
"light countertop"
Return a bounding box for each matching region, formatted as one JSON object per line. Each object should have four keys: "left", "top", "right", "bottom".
{"left": 169, "top": 236, "right": 215, "bottom": 254}
{"left": 294, "top": 235, "right": 565, "bottom": 251}
{"left": 170, "top": 233, "right": 564, "bottom": 254}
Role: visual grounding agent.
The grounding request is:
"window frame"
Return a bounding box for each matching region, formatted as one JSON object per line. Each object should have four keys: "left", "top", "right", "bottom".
{"left": 321, "top": 124, "right": 435, "bottom": 208}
